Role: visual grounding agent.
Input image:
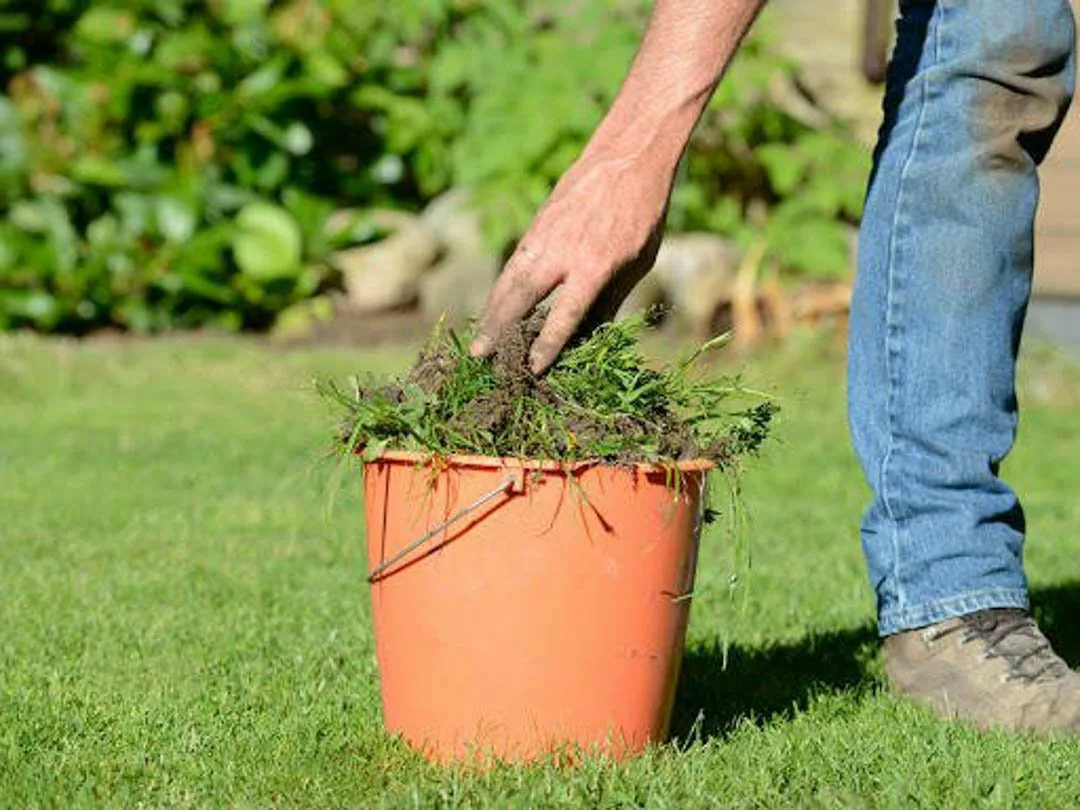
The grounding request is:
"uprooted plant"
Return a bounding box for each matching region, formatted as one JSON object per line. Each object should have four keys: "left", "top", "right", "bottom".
{"left": 320, "top": 311, "right": 776, "bottom": 470}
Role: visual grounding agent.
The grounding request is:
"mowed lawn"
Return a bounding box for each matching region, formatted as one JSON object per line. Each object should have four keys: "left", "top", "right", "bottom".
{"left": 2, "top": 331, "right": 1079, "bottom": 808}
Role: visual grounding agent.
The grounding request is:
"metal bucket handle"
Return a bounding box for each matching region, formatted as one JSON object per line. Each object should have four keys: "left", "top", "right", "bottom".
{"left": 367, "top": 470, "right": 524, "bottom": 583}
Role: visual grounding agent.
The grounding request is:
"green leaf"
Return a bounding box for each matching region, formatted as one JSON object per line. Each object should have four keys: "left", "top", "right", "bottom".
{"left": 216, "top": 0, "right": 271, "bottom": 26}
{"left": 2, "top": 290, "right": 59, "bottom": 327}
{"left": 9, "top": 201, "right": 50, "bottom": 233}
{"left": 768, "top": 217, "right": 852, "bottom": 279}
{"left": 9, "top": 198, "right": 77, "bottom": 274}
{"left": 271, "top": 296, "right": 333, "bottom": 340}
{"left": 254, "top": 153, "right": 289, "bottom": 191}
{"left": 71, "top": 156, "right": 128, "bottom": 187}
{"left": 0, "top": 231, "right": 15, "bottom": 274}
{"left": 75, "top": 7, "right": 135, "bottom": 45}
{"left": 154, "top": 27, "right": 214, "bottom": 73}
{"left": 304, "top": 52, "right": 349, "bottom": 88}
{"left": 246, "top": 115, "right": 312, "bottom": 156}
{"left": 114, "top": 193, "right": 153, "bottom": 237}
{"left": 238, "top": 61, "right": 285, "bottom": 102}
{"left": 281, "top": 123, "right": 313, "bottom": 157}
{"left": 232, "top": 203, "right": 302, "bottom": 281}
{"left": 155, "top": 196, "right": 197, "bottom": 243}
{"left": 756, "top": 144, "right": 805, "bottom": 196}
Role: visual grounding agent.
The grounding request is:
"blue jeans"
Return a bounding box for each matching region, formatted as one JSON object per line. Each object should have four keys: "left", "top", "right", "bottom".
{"left": 849, "top": 0, "right": 1076, "bottom": 636}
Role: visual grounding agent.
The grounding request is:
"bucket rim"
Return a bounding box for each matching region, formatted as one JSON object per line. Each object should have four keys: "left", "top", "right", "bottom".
{"left": 364, "top": 449, "right": 715, "bottom": 473}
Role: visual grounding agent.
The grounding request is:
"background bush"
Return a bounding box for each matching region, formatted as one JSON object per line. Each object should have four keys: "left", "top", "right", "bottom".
{"left": 0, "top": 0, "right": 869, "bottom": 334}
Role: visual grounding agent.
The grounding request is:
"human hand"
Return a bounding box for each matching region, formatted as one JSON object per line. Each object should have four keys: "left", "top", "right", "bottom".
{"left": 469, "top": 150, "right": 672, "bottom": 373}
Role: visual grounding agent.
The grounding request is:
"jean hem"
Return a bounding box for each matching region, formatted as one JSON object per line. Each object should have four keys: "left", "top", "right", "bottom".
{"left": 878, "top": 588, "right": 1029, "bottom": 636}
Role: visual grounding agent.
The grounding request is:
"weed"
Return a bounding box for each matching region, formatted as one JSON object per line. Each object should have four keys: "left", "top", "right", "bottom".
{"left": 320, "top": 313, "right": 776, "bottom": 469}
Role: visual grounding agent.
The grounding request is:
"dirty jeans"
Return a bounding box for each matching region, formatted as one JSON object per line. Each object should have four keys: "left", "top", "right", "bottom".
{"left": 848, "top": 0, "right": 1077, "bottom": 636}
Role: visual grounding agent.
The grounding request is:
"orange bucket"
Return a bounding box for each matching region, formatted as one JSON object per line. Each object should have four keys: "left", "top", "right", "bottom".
{"left": 362, "top": 450, "right": 711, "bottom": 763}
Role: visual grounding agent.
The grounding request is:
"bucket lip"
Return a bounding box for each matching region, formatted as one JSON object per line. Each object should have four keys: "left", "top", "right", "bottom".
{"left": 365, "top": 449, "right": 715, "bottom": 473}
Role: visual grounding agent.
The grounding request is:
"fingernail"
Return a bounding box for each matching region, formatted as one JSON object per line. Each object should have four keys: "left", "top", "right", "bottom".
{"left": 470, "top": 336, "right": 492, "bottom": 357}
{"left": 528, "top": 350, "right": 546, "bottom": 374}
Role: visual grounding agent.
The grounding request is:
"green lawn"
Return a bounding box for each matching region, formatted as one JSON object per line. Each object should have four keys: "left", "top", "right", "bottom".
{"left": 2, "top": 331, "right": 1079, "bottom": 808}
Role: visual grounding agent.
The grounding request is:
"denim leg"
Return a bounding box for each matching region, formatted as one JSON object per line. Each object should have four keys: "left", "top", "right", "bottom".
{"left": 849, "top": 0, "right": 1076, "bottom": 636}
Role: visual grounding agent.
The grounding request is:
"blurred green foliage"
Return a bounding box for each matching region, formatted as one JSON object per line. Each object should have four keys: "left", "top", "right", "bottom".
{"left": 0, "top": 0, "right": 868, "bottom": 333}
{"left": 675, "top": 37, "right": 870, "bottom": 279}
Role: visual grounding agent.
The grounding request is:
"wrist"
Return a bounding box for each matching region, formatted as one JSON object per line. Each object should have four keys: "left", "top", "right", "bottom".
{"left": 583, "top": 80, "right": 706, "bottom": 177}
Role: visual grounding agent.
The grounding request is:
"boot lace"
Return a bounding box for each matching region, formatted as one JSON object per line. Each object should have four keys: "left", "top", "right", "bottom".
{"left": 929, "top": 608, "right": 1071, "bottom": 684}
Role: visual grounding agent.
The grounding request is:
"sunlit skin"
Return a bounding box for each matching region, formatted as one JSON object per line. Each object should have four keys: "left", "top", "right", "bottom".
{"left": 470, "top": 0, "right": 765, "bottom": 373}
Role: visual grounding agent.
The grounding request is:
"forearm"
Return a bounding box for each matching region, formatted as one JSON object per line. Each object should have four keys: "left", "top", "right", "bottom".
{"left": 472, "top": 0, "right": 765, "bottom": 367}
{"left": 585, "top": 0, "right": 766, "bottom": 172}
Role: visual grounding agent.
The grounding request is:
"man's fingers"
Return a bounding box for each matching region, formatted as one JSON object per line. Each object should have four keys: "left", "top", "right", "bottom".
{"left": 470, "top": 254, "right": 548, "bottom": 357}
{"left": 528, "top": 288, "right": 592, "bottom": 374}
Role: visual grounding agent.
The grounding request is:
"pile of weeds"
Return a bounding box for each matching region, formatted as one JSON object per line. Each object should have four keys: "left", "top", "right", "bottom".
{"left": 320, "top": 311, "right": 775, "bottom": 469}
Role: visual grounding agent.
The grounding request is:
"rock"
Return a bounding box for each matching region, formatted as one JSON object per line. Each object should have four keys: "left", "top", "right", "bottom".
{"left": 420, "top": 254, "right": 500, "bottom": 322}
{"left": 618, "top": 233, "right": 740, "bottom": 336}
{"left": 328, "top": 193, "right": 500, "bottom": 318}
{"left": 417, "top": 189, "right": 501, "bottom": 322}
{"left": 653, "top": 233, "right": 740, "bottom": 337}
{"left": 331, "top": 211, "right": 438, "bottom": 313}
{"left": 420, "top": 189, "right": 486, "bottom": 259}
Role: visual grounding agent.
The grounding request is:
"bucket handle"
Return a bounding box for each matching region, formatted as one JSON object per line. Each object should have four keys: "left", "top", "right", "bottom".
{"left": 669, "top": 473, "right": 707, "bottom": 604}
{"left": 367, "top": 471, "right": 523, "bottom": 583}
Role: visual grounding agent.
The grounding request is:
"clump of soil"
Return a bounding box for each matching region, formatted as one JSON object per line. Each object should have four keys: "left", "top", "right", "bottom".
{"left": 321, "top": 312, "right": 775, "bottom": 469}
{"left": 408, "top": 311, "right": 543, "bottom": 439}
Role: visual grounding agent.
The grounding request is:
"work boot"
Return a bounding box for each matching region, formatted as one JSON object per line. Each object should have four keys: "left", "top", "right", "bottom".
{"left": 884, "top": 608, "right": 1080, "bottom": 734}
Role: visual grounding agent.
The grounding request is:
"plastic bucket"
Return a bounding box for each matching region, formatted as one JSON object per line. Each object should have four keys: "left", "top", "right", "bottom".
{"left": 362, "top": 450, "right": 711, "bottom": 762}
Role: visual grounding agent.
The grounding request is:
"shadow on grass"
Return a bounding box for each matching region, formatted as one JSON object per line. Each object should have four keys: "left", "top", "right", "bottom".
{"left": 1031, "top": 581, "right": 1080, "bottom": 666}
{"left": 671, "top": 580, "right": 1080, "bottom": 741}
{"left": 670, "top": 623, "right": 878, "bottom": 741}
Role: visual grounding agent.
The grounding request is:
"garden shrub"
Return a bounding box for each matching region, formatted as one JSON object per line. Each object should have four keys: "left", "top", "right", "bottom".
{"left": 0, "top": 0, "right": 868, "bottom": 334}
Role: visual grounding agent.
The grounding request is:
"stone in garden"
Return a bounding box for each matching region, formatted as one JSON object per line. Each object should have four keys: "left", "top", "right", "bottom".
{"left": 420, "top": 255, "right": 499, "bottom": 322}
{"left": 332, "top": 210, "right": 438, "bottom": 313}
{"left": 419, "top": 189, "right": 486, "bottom": 259}
{"left": 638, "top": 233, "right": 741, "bottom": 337}
{"left": 417, "top": 189, "right": 500, "bottom": 321}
